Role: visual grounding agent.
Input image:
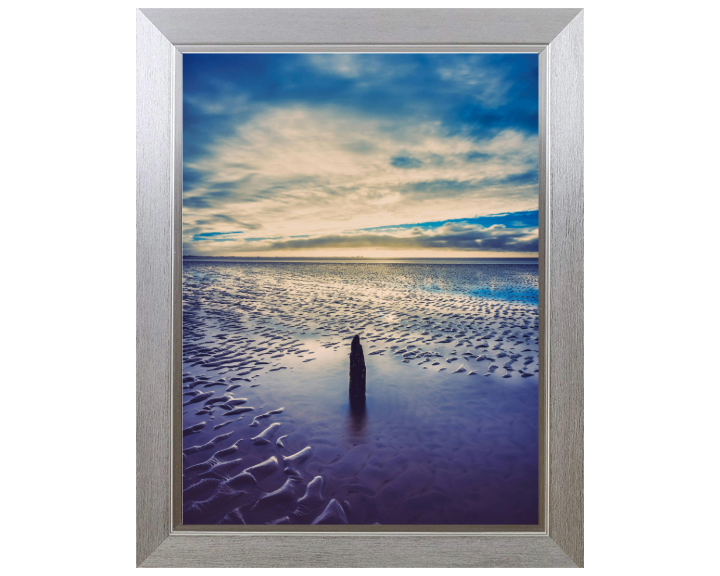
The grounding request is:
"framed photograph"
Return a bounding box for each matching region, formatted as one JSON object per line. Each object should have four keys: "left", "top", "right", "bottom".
{"left": 137, "top": 8, "right": 583, "bottom": 568}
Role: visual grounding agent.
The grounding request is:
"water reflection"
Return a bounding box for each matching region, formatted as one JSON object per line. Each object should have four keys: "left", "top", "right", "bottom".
{"left": 182, "top": 261, "right": 540, "bottom": 525}
{"left": 347, "top": 395, "right": 367, "bottom": 435}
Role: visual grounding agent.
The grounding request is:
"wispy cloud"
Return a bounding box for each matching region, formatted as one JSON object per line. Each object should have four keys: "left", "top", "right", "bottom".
{"left": 183, "top": 53, "right": 538, "bottom": 257}
{"left": 240, "top": 224, "right": 537, "bottom": 252}
{"left": 182, "top": 220, "right": 538, "bottom": 257}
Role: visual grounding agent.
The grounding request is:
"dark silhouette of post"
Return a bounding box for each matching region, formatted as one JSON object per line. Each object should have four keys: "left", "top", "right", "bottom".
{"left": 349, "top": 334, "right": 366, "bottom": 397}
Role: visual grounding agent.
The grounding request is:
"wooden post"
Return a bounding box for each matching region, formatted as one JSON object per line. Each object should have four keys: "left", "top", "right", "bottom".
{"left": 348, "top": 334, "right": 366, "bottom": 397}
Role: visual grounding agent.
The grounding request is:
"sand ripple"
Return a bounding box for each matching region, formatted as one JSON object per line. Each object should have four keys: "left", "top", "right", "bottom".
{"left": 181, "top": 262, "right": 539, "bottom": 525}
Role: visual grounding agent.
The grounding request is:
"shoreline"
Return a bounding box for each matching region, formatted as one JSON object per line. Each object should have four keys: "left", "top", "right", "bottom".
{"left": 183, "top": 257, "right": 539, "bottom": 265}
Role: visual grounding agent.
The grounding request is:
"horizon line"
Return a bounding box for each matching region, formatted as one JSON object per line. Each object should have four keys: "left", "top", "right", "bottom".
{"left": 183, "top": 255, "right": 539, "bottom": 260}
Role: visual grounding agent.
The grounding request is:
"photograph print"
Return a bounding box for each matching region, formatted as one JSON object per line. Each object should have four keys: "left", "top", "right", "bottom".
{"left": 181, "top": 52, "right": 541, "bottom": 527}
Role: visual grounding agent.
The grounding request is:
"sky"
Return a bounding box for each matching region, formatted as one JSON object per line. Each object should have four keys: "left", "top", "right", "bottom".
{"left": 183, "top": 53, "right": 539, "bottom": 258}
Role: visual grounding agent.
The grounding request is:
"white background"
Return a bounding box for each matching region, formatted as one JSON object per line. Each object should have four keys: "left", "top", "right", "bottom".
{"left": 2, "top": 1, "right": 718, "bottom": 573}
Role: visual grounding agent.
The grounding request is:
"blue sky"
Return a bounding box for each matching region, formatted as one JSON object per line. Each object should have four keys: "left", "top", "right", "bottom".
{"left": 183, "top": 53, "right": 539, "bottom": 257}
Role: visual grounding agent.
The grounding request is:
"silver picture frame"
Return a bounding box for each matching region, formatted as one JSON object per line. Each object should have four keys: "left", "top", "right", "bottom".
{"left": 137, "top": 8, "right": 583, "bottom": 568}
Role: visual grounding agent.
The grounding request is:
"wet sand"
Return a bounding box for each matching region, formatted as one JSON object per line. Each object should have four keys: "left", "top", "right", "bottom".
{"left": 181, "top": 262, "right": 539, "bottom": 525}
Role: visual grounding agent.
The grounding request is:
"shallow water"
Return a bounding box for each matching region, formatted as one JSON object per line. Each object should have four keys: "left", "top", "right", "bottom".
{"left": 181, "top": 262, "right": 539, "bottom": 526}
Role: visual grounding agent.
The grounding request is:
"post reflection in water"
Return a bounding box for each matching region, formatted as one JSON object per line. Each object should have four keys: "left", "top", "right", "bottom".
{"left": 348, "top": 394, "right": 367, "bottom": 435}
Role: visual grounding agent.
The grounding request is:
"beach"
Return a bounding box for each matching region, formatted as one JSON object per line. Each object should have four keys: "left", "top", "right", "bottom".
{"left": 181, "top": 261, "right": 540, "bottom": 525}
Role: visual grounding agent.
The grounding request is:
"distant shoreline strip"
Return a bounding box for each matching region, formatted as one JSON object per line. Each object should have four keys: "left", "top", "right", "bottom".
{"left": 183, "top": 256, "right": 539, "bottom": 264}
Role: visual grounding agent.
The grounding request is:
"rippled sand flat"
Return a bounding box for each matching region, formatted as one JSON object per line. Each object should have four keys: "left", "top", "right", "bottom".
{"left": 181, "top": 262, "right": 539, "bottom": 525}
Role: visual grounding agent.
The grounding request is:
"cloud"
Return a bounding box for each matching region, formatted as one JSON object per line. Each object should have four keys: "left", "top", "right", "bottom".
{"left": 410, "top": 179, "right": 477, "bottom": 195}
{"left": 215, "top": 222, "right": 538, "bottom": 253}
{"left": 499, "top": 170, "right": 538, "bottom": 186}
{"left": 437, "top": 56, "right": 510, "bottom": 108}
{"left": 182, "top": 105, "right": 538, "bottom": 243}
{"left": 184, "top": 189, "right": 237, "bottom": 209}
{"left": 306, "top": 54, "right": 369, "bottom": 78}
{"left": 191, "top": 216, "right": 262, "bottom": 233}
{"left": 182, "top": 53, "right": 539, "bottom": 256}
{"left": 360, "top": 211, "right": 538, "bottom": 233}
{"left": 183, "top": 53, "right": 538, "bottom": 161}
{"left": 185, "top": 217, "right": 538, "bottom": 257}
{"left": 183, "top": 196, "right": 212, "bottom": 209}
